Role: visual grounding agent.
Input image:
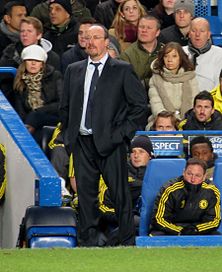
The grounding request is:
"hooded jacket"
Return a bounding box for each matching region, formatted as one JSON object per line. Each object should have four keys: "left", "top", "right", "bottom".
{"left": 0, "top": 38, "right": 61, "bottom": 71}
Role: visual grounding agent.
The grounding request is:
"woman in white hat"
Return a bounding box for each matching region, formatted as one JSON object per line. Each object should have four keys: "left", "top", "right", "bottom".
{"left": 13, "top": 44, "right": 63, "bottom": 144}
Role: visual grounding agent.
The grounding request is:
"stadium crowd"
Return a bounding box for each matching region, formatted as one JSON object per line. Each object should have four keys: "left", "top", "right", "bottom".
{"left": 0, "top": 0, "right": 222, "bottom": 247}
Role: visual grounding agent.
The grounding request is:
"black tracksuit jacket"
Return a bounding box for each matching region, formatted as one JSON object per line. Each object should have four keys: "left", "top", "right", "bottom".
{"left": 151, "top": 176, "right": 221, "bottom": 235}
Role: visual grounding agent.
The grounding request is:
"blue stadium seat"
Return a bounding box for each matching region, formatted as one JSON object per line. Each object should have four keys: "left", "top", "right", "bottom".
{"left": 136, "top": 158, "right": 222, "bottom": 247}
{"left": 204, "top": 16, "right": 222, "bottom": 46}
{"left": 139, "top": 158, "right": 186, "bottom": 236}
{"left": 212, "top": 159, "right": 222, "bottom": 233}
{"left": 194, "top": 0, "right": 211, "bottom": 17}
{"left": 24, "top": 206, "right": 77, "bottom": 248}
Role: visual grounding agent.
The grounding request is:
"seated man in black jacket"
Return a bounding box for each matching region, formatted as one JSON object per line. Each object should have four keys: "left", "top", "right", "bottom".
{"left": 99, "top": 135, "right": 154, "bottom": 236}
{"left": 150, "top": 158, "right": 221, "bottom": 236}
{"left": 179, "top": 90, "right": 222, "bottom": 131}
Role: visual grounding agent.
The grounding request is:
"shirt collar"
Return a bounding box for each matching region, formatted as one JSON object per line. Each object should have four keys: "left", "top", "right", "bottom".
{"left": 87, "top": 53, "right": 109, "bottom": 67}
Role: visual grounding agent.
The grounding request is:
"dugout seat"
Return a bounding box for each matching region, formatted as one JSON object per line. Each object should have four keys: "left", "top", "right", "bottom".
{"left": 23, "top": 206, "right": 77, "bottom": 248}
{"left": 212, "top": 159, "right": 222, "bottom": 233}
{"left": 139, "top": 158, "right": 186, "bottom": 236}
{"left": 137, "top": 158, "right": 222, "bottom": 247}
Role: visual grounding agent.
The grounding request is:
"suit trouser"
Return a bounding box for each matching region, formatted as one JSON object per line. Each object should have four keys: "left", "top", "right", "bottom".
{"left": 73, "top": 134, "right": 135, "bottom": 246}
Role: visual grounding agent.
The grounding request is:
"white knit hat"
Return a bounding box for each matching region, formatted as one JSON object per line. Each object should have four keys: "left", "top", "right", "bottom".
{"left": 21, "top": 44, "right": 48, "bottom": 62}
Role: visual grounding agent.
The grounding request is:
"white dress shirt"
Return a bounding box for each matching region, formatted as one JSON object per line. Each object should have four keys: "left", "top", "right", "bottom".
{"left": 79, "top": 53, "right": 109, "bottom": 135}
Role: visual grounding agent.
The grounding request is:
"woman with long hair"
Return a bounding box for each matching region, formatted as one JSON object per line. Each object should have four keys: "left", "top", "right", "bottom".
{"left": 109, "top": 0, "right": 147, "bottom": 52}
{"left": 148, "top": 42, "right": 199, "bottom": 124}
{"left": 13, "top": 44, "right": 63, "bottom": 144}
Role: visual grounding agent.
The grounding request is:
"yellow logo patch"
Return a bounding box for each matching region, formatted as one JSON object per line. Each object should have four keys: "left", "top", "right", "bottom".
{"left": 180, "top": 200, "right": 185, "bottom": 208}
{"left": 199, "top": 199, "right": 208, "bottom": 209}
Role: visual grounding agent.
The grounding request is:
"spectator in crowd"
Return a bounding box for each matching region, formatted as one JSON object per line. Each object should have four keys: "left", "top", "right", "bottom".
{"left": 0, "top": 16, "right": 60, "bottom": 105}
{"left": 150, "top": 158, "right": 221, "bottom": 235}
{"left": 190, "top": 136, "right": 217, "bottom": 183}
{"left": 94, "top": 0, "right": 124, "bottom": 30}
{"left": 211, "top": 69, "right": 222, "bottom": 114}
{"left": 31, "top": 0, "right": 91, "bottom": 30}
{"left": 148, "top": 42, "right": 199, "bottom": 124}
{"left": 139, "top": 0, "right": 158, "bottom": 11}
{"left": 150, "top": 0, "right": 176, "bottom": 29}
{"left": 120, "top": 15, "right": 163, "bottom": 94}
{"left": 0, "top": 0, "right": 40, "bottom": 18}
{"left": 0, "top": 16, "right": 60, "bottom": 70}
{"left": 60, "top": 24, "right": 148, "bottom": 246}
{"left": 179, "top": 91, "right": 222, "bottom": 130}
{"left": 13, "top": 44, "right": 63, "bottom": 144}
{"left": 61, "top": 17, "right": 96, "bottom": 74}
{"left": 99, "top": 135, "right": 153, "bottom": 236}
{"left": 150, "top": 110, "right": 178, "bottom": 131}
{"left": 43, "top": 0, "right": 78, "bottom": 56}
{"left": 0, "top": 1, "right": 27, "bottom": 56}
{"left": 107, "top": 37, "right": 121, "bottom": 58}
{"left": 0, "top": 144, "right": 6, "bottom": 205}
{"left": 159, "top": 0, "right": 194, "bottom": 46}
{"left": 183, "top": 17, "right": 222, "bottom": 92}
{"left": 109, "top": 0, "right": 147, "bottom": 52}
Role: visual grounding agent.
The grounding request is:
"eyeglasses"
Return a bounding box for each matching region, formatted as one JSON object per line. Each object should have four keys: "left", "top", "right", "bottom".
{"left": 84, "top": 35, "right": 106, "bottom": 41}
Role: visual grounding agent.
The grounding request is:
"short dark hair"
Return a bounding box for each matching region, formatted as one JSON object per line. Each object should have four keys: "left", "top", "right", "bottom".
{"left": 190, "top": 136, "right": 213, "bottom": 153}
{"left": 4, "top": 1, "right": 25, "bottom": 16}
{"left": 152, "top": 110, "right": 179, "bottom": 130}
{"left": 185, "top": 158, "right": 207, "bottom": 174}
{"left": 78, "top": 17, "right": 96, "bottom": 26}
{"left": 193, "top": 90, "right": 214, "bottom": 108}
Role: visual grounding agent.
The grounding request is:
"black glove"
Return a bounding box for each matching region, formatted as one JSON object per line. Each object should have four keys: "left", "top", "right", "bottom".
{"left": 180, "top": 225, "right": 199, "bottom": 235}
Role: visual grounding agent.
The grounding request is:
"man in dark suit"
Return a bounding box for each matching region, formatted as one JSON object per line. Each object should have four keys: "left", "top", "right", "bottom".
{"left": 60, "top": 24, "right": 148, "bottom": 247}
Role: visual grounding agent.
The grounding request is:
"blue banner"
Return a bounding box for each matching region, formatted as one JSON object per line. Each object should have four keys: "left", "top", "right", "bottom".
{"left": 150, "top": 136, "right": 184, "bottom": 156}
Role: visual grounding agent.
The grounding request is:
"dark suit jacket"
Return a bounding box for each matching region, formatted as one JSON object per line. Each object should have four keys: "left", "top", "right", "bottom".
{"left": 60, "top": 56, "right": 148, "bottom": 156}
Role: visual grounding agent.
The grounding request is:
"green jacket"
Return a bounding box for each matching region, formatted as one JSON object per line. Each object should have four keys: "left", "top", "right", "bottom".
{"left": 120, "top": 40, "right": 164, "bottom": 91}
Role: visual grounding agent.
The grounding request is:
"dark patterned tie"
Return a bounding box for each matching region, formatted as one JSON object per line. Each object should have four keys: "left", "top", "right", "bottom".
{"left": 85, "top": 62, "right": 101, "bottom": 129}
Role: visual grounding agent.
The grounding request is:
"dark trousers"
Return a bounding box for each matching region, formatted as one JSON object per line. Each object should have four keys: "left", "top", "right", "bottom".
{"left": 73, "top": 134, "right": 135, "bottom": 246}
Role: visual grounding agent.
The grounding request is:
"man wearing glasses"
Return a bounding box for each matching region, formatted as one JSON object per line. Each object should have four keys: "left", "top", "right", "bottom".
{"left": 60, "top": 24, "right": 148, "bottom": 247}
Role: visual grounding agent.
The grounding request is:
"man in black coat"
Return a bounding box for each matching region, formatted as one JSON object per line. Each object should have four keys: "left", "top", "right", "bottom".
{"left": 179, "top": 90, "right": 222, "bottom": 131}
{"left": 0, "top": 1, "right": 27, "bottom": 56}
{"left": 158, "top": 0, "right": 194, "bottom": 46}
{"left": 61, "top": 17, "right": 95, "bottom": 74}
{"left": 43, "top": 0, "right": 78, "bottom": 57}
{"left": 60, "top": 24, "right": 148, "bottom": 246}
